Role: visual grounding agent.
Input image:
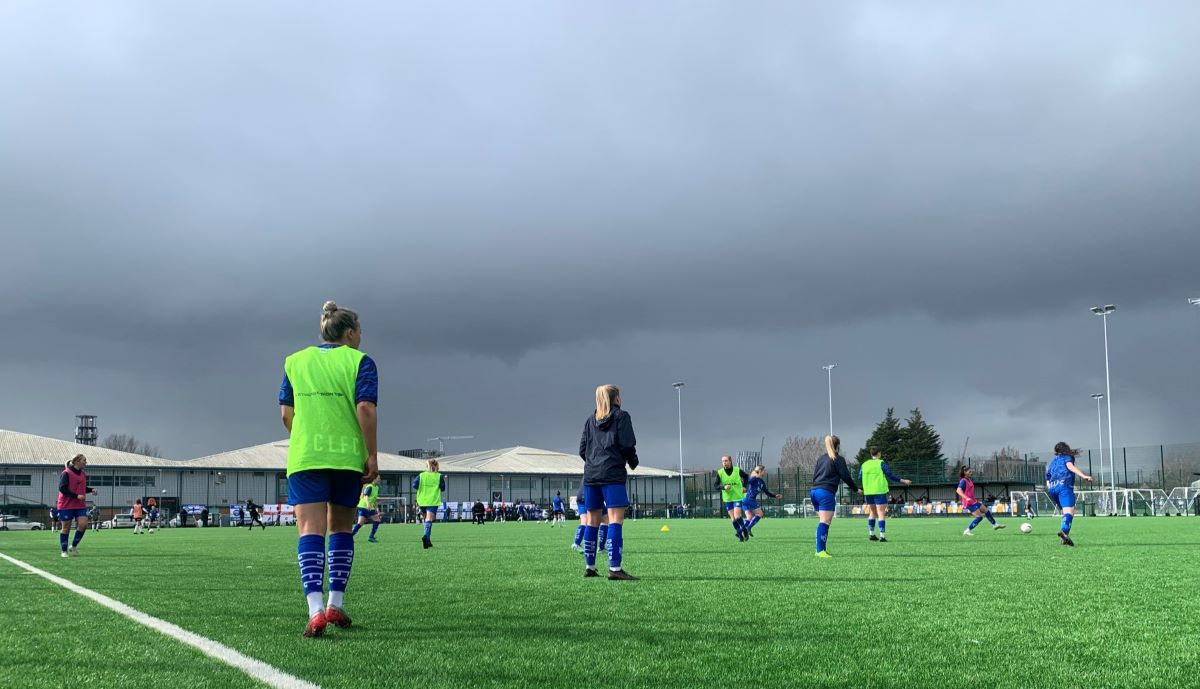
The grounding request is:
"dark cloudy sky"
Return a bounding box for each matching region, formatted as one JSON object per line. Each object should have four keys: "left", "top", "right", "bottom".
{"left": 3, "top": 3, "right": 1199, "bottom": 473}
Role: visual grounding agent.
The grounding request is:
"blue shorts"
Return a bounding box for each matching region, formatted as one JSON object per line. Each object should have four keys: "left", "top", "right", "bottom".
{"left": 723, "top": 501, "right": 744, "bottom": 512}
{"left": 741, "top": 499, "right": 760, "bottom": 512}
{"left": 864, "top": 494, "right": 888, "bottom": 505}
{"left": 287, "top": 469, "right": 363, "bottom": 508}
{"left": 356, "top": 508, "right": 378, "bottom": 519}
{"left": 964, "top": 502, "right": 983, "bottom": 514}
{"left": 810, "top": 487, "right": 837, "bottom": 512}
{"left": 1049, "top": 487, "right": 1076, "bottom": 509}
{"left": 57, "top": 508, "right": 88, "bottom": 520}
{"left": 582, "top": 483, "right": 629, "bottom": 510}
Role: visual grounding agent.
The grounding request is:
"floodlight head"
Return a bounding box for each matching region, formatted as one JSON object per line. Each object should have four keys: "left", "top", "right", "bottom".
{"left": 1189, "top": 297, "right": 1200, "bottom": 307}
{"left": 672, "top": 382, "right": 685, "bottom": 389}
{"left": 1090, "top": 305, "right": 1115, "bottom": 315}
{"left": 822, "top": 364, "right": 837, "bottom": 371}
{"left": 1091, "top": 393, "right": 1104, "bottom": 400}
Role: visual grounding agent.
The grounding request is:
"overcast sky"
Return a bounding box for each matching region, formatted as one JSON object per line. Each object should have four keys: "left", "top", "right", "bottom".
{"left": 2, "top": 3, "right": 1199, "bottom": 473}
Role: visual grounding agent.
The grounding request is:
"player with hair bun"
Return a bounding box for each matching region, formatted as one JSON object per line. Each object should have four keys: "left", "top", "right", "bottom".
{"left": 280, "top": 301, "right": 379, "bottom": 637}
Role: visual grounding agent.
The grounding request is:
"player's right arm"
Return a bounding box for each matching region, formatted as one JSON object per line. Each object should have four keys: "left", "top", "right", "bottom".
{"left": 955, "top": 479, "right": 968, "bottom": 500}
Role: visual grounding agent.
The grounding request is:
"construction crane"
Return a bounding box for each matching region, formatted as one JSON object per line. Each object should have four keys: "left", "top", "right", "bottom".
{"left": 427, "top": 435, "right": 474, "bottom": 456}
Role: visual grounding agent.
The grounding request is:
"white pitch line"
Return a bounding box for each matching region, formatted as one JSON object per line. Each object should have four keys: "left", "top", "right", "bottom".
{"left": 0, "top": 551, "right": 321, "bottom": 689}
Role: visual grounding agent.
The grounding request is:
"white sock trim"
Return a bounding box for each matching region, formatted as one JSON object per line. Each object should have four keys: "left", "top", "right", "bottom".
{"left": 306, "top": 592, "right": 324, "bottom": 617}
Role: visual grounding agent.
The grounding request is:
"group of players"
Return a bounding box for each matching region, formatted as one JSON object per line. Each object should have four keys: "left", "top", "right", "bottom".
{"left": 46, "top": 300, "right": 1097, "bottom": 638}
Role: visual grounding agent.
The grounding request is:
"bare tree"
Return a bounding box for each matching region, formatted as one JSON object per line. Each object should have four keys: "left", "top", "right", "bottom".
{"left": 101, "top": 433, "right": 162, "bottom": 458}
{"left": 779, "top": 435, "right": 824, "bottom": 475}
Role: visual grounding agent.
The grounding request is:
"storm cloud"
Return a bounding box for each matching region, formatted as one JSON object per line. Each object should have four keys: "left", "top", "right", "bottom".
{"left": 2, "top": 2, "right": 1199, "bottom": 471}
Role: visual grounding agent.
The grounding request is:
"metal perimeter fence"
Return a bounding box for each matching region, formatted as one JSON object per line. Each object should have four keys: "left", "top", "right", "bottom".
{"left": 624, "top": 442, "right": 1200, "bottom": 519}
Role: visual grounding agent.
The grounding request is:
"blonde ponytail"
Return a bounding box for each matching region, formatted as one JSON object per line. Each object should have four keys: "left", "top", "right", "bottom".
{"left": 595, "top": 384, "right": 620, "bottom": 420}
{"left": 824, "top": 435, "right": 840, "bottom": 459}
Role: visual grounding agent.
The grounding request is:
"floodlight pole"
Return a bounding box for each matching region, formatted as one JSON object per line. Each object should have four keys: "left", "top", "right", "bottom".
{"left": 673, "top": 382, "right": 686, "bottom": 509}
{"left": 822, "top": 364, "right": 837, "bottom": 436}
{"left": 1091, "top": 305, "right": 1117, "bottom": 512}
{"left": 1091, "top": 394, "right": 1105, "bottom": 492}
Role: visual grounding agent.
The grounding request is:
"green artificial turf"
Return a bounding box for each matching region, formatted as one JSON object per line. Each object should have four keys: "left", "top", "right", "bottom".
{"left": 2, "top": 517, "right": 1198, "bottom": 689}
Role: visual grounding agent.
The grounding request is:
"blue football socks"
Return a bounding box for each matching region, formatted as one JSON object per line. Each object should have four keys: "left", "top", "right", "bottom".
{"left": 606, "top": 523, "right": 623, "bottom": 571}
{"left": 816, "top": 522, "right": 829, "bottom": 552}
{"left": 583, "top": 525, "right": 599, "bottom": 569}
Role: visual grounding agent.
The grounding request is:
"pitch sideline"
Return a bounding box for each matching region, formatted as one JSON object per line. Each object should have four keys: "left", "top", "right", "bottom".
{"left": 0, "top": 551, "right": 321, "bottom": 689}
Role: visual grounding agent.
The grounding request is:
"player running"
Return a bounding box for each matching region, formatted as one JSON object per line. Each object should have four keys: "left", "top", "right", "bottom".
{"left": 715, "top": 455, "right": 751, "bottom": 542}
{"left": 57, "top": 454, "right": 98, "bottom": 557}
{"left": 246, "top": 499, "right": 266, "bottom": 531}
{"left": 858, "top": 447, "right": 912, "bottom": 542}
{"left": 132, "top": 499, "right": 146, "bottom": 534}
{"left": 280, "top": 301, "right": 379, "bottom": 637}
{"left": 579, "top": 384, "right": 639, "bottom": 580}
{"left": 957, "top": 466, "right": 1006, "bottom": 536}
{"left": 810, "top": 436, "right": 858, "bottom": 558}
{"left": 551, "top": 492, "right": 565, "bottom": 527}
{"left": 741, "top": 465, "right": 782, "bottom": 538}
{"left": 351, "top": 478, "right": 383, "bottom": 542}
{"left": 1046, "top": 442, "right": 1092, "bottom": 546}
{"left": 413, "top": 459, "right": 447, "bottom": 549}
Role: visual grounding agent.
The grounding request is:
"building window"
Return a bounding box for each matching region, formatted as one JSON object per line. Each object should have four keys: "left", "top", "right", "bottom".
{"left": 0, "top": 474, "right": 31, "bottom": 486}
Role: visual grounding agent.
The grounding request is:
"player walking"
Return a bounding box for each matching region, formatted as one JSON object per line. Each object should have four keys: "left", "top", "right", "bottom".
{"left": 1046, "top": 442, "right": 1092, "bottom": 546}
{"left": 57, "top": 454, "right": 98, "bottom": 557}
{"left": 810, "top": 436, "right": 858, "bottom": 558}
{"left": 280, "top": 301, "right": 379, "bottom": 637}
{"left": 957, "top": 467, "right": 1006, "bottom": 536}
{"left": 741, "top": 465, "right": 782, "bottom": 538}
{"left": 351, "top": 478, "right": 383, "bottom": 542}
{"left": 413, "top": 459, "right": 446, "bottom": 549}
{"left": 579, "top": 384, "right": 639, "bottom": 580}
{"left": 715, "top": 455, "right": 751, "bottom": 542}
{"left": 858, "top": 447, "right": 912, "bottom": 542}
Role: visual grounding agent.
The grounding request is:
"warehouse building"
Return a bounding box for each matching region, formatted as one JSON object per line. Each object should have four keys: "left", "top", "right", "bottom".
{"left": 0, "top": 429, "right": 681, "bottom": 524}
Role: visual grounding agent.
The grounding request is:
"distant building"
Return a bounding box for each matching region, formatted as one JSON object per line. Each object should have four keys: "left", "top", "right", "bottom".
{"left": 397, "top": 448, "right": 442, "bottom": 460}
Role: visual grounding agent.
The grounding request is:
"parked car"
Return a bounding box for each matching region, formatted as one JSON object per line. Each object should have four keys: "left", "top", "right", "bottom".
{"left": 782, "top": 503, "right": 799, "bottom": 516}
{"left": 0, "top": 515, "right": 45, "bottom": 530}
{"left": 105, "top": 514, "right": 138, "bottom": 529}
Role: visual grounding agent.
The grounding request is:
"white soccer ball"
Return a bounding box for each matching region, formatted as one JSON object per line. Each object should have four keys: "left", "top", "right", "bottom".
{"left": 1020, "top": 522, "right": 1033, "bottom": 534}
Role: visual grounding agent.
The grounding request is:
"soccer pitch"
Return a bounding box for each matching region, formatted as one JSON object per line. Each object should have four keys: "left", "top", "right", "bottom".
{"left": 2, "top": 518, "right": 1198, "bottom": 689}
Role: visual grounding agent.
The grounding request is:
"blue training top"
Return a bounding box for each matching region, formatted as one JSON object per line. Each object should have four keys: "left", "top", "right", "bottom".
{"left": 1045, "top": 454, "right": 1078, "bottom": 488}
{"left": 278, "top": 344, "right": 378, "bottom": 406}
{"left": 552, "top": 496, "right": 564, "bottom": 510}
{"left": 744, "top": 476, "right": 779, "bottom": 502}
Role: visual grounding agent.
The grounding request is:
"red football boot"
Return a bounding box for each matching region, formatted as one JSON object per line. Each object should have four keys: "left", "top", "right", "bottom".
{"left": 324, "top": 606, "right": 352, "bottom": 629}
{"left": 303, "top": 611, "right": 328, "bottom": 638}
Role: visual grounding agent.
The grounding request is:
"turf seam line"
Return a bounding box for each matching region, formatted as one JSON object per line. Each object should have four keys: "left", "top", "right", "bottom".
{"left": 0, "top": 551, "right": 321, "bottom": 689}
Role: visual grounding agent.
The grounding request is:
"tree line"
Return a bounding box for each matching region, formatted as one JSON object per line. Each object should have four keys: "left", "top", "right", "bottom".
{"left": 779, "top": 407, "right": 946, "bottom": 480}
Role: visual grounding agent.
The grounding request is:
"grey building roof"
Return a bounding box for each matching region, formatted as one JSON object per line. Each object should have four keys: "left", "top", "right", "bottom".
{"left": 0, "top": 429, "right": 679, "bottom": 478}
{"left": 184, "top": 440, "right": 453, "bottom": 473}
{"left": 439, "top": 446, "right": 679, "bottom": 478}
{"left": 0, "top": 428, "right": 182, "bottom": 467}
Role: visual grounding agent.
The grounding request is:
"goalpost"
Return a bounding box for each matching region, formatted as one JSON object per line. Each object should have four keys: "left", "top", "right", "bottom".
{"left": 1008, "top": 490, "right": 1055, "bottom": 517}
{"left": 375, "top": 497, "right": 410, "bottom": 523}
